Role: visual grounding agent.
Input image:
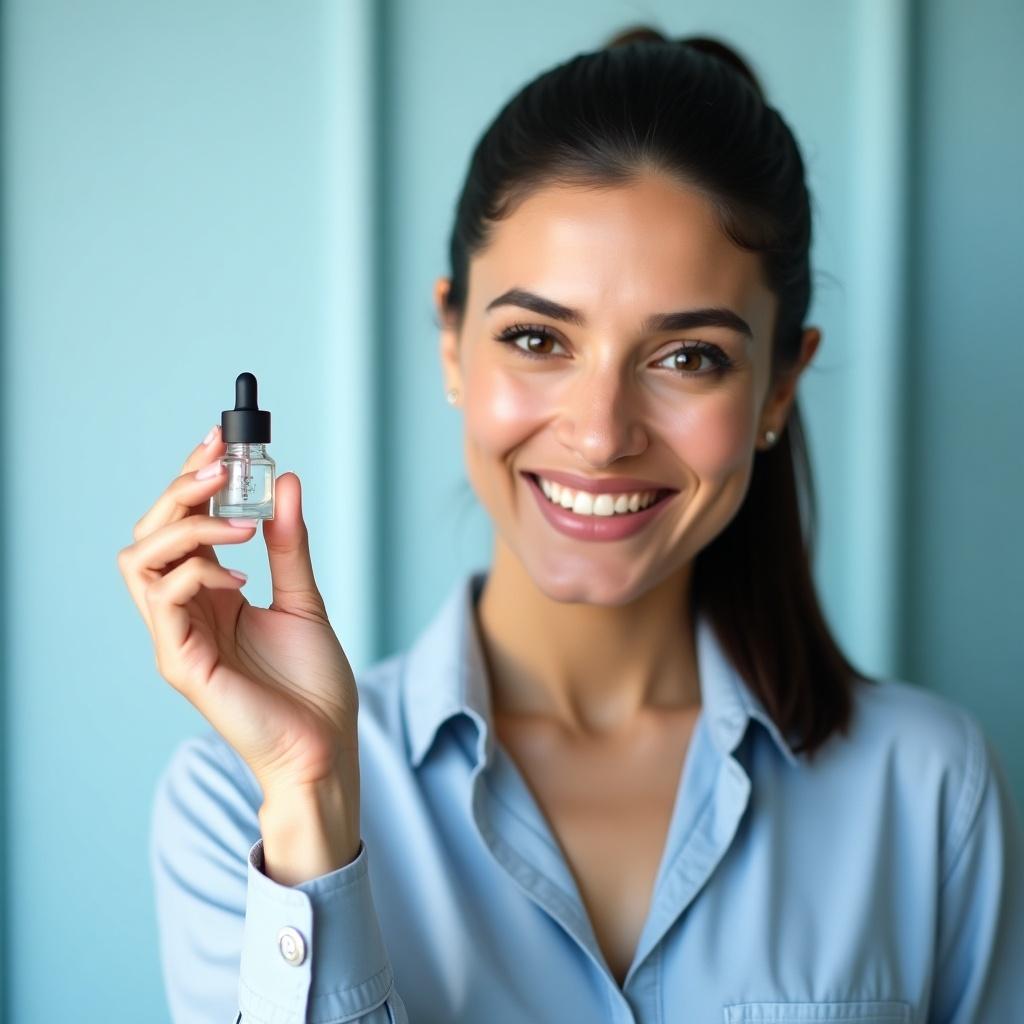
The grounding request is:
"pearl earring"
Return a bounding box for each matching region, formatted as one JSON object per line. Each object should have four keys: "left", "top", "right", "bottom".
{"left": 763, "top": 428, "right": 778, "bottom": 446}
{"left": 446, "top": 388, "right": 459, "bottom": 405}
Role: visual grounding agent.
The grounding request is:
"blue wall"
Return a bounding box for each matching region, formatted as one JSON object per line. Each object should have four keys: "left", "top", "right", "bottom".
{"left": 903, "top": 0, "right": 1024, "bottom": 795}
{"left": 1, "top": 1, "right": 1020, "bottom": 1019}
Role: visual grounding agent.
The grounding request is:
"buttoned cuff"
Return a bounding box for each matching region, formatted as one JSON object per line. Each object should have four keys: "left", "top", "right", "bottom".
{"left": 238, "top": 835, "right": 395, "bottom": 1024}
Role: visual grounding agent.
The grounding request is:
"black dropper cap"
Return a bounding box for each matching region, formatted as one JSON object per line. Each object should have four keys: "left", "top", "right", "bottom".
{"left": 220, "top": 371, "right": 271, "bottom": 444}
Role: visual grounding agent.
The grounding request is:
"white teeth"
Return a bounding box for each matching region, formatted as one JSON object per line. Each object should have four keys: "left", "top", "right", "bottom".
{"left": 536, "top": 475, "right": 661, "bottom": 517}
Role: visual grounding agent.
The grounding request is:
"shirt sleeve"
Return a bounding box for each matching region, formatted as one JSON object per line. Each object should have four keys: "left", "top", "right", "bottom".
{"left": 929, "top": 713, "right": 1024, "bottom": 1022}
{"left": 150, "top": 732, "right": 410, "bottom": 1024}
{"left": 240, "top": 834, "right": 410, "bottom": 1023}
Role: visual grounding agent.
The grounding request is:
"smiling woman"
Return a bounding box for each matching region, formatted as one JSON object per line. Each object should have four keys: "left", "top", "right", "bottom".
{"left": 149, "top": 21, "right": 1024, "bottom": 1024}
{"left": 436, "top": 31, "right": 853, "bottom": 758}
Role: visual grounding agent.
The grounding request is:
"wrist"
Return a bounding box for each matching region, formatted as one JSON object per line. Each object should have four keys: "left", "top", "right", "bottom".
{"left": 259, "top": 773, "right": 361, "bottom": 885}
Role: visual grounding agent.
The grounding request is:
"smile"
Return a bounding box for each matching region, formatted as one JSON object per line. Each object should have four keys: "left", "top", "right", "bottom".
{"left": 533, "top": 473, "right": 668, "bottom": 516}
{"left": 522, "top": 472, "right": 676, "bottom": 542}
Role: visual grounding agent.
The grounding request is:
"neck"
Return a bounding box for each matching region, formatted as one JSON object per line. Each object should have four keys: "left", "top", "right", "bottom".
{"left": 475, "top": 543, "right": 701, "bottom": 739}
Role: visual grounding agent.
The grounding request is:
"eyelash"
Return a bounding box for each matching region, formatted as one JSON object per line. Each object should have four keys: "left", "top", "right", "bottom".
{"left": 491, "top": 323, "right": 735, "bottom": 378}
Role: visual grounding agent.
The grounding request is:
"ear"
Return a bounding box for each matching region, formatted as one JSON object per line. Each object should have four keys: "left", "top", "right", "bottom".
{"left": 758, "top": 326, "right": 821, "bottom": 447}
{"left": 435, "top": 276, "right": 463, "bottom": 400}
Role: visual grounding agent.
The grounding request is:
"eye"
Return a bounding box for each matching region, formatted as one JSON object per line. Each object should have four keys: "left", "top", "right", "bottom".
{"left": 654, "top": 342, "right": 734, "bottom": 377}
{"left": 492, "top": 324, "right": 567, "bottom": 359}
{"left": 493, "top": 323, "right": 735, "bottom": 378}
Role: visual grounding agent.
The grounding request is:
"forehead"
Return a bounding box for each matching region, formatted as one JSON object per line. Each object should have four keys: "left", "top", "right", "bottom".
{"left": 470, "top": 174, "right": 774, "bottom": 332}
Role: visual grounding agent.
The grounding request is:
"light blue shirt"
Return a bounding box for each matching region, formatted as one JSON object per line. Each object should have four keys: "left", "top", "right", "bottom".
{"left": 150, "top": 569, "right": 1024, "bottom": 1023}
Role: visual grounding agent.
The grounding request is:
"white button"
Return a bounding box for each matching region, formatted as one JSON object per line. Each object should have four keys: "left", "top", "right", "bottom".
{"left": 277, "top": 925, "right": 307, "bottom": 966}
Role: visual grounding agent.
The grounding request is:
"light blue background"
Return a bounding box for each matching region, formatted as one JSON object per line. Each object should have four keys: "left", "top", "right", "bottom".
{"left": 1, "top": 0, "right": 1020, "bottom": 1019}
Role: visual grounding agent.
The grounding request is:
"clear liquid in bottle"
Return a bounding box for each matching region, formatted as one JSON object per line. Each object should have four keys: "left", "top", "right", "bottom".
{"left": 209, "top": 371, "right": 275, "bottom": 521}
{"left": 211, "top": 442, "right": 275, "bottom": 519}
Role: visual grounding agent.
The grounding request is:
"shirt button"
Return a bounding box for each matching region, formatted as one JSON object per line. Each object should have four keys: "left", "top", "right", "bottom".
{"left": 277, "top": 925, "right": 307, "bottom": 966}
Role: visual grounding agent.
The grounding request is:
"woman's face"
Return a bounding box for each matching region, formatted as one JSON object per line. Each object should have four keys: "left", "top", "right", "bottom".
{"left": 437, "top": 172, "right": 817, "bottom": 606}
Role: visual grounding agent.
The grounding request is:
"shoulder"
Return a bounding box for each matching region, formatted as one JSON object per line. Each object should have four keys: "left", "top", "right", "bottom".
{"left": 851, "top": 676, "right": 984, "bottom": 781}
{"left": 842, "top": 676, "right": 996, "bottom": 880}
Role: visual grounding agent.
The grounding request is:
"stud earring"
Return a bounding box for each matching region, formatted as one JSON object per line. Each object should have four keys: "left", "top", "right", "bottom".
{"left": 763, "top": 428, "right": 778, "bottom": 446}
{"left": 446, "top": 388, "right": 459, "bottom": 405}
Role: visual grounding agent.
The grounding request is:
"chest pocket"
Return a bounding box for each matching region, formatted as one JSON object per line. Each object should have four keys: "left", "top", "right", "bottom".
{"left": 723, "top": 1000, "right": 912, "bottom": 1023}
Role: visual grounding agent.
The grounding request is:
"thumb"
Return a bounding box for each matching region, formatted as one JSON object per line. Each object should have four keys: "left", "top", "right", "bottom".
{"left": 262, "top": 472, "right": 328, "bottom": 619}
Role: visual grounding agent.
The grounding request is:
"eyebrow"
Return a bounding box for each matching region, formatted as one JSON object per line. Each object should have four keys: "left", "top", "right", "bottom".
{"left": 484, "top": 287, "right": 754, "bottom": 340}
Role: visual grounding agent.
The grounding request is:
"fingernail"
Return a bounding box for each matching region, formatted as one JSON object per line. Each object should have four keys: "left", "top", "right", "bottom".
{"left": 227, "top": 569, "right": 248, "bottom": 581}
{"left": 196, "top": 461, "right": 224, "bottom": 480}
{"left": 203, "top": 425, "right": 218, "bottom": 446}
{"left": 228, "top": 518, "right": 256, "bottom": 528}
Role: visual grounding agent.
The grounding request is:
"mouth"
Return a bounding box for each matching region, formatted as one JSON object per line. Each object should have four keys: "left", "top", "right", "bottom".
{"left": 521, "top": 472, "right": 676, "bottom": 511}
{"left": 520, "top": 471, "right": 677, "bottom": 542}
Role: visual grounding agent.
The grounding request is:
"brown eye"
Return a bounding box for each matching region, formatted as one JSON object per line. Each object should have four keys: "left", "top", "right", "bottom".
{"left": 523, "top": 332, "right": 557, "bottom": 355}
{"left": 656, "top": 342, "right": 733, "bottom": 378}
{"left": 493, "top": 324, "right": 566, "bottom": 360}
{"left": 671, "top": 350, "right": 708, "bottom": 373}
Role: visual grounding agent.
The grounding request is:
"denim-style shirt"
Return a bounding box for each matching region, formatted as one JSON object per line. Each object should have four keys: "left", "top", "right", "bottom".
{"left": 150, "top": 568, "right": 1024, "bottom": 1023}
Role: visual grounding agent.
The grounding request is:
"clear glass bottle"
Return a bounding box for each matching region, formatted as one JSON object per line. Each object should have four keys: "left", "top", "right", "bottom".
{"left": 210, "top": 371, "right": 276, "bottom": 520}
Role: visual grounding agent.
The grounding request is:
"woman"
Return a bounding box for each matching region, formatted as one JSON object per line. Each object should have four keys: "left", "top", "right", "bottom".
{"left": 121, "top": 26, "right": 1024, "bottom": 1023}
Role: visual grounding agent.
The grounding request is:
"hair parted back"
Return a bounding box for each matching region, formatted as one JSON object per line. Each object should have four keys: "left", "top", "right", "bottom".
{"left": 441, "top": 23, "right": 871, "bottom": 761}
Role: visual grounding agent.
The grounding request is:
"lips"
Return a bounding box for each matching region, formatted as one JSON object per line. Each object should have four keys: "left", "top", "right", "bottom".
{"left": 522, "top": 470, "right": 676, "bottom": 542}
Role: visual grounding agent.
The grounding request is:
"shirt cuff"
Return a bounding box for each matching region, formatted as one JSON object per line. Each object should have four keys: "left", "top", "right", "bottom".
{"left": 238, "top": 835, "right": 395, "bottom": 1024}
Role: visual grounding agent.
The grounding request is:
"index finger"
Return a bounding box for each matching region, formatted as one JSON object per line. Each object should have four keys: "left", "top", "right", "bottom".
{"left": 180, "top": 423, "right": 223, "bottom": 476}
{"left": 133, "top": 424, "right": 225, "bottom": 543}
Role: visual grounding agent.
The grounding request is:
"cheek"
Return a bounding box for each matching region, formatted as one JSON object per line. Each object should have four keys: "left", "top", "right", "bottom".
{"left": 463, "top": 367, "right": 545, "bottom": 453}
{"left": 661, "top": 393, "right": 754, "bottom": 480}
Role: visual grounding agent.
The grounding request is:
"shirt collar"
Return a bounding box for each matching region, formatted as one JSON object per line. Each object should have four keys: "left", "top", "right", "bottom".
{"left": 401, "top": 568, "right": 800, "bottom": 770}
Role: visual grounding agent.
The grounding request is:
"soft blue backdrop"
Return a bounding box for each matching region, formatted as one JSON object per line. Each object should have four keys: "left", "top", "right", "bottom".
{"left": 1, "top": 0, "right": 1020, "bottom": 1019}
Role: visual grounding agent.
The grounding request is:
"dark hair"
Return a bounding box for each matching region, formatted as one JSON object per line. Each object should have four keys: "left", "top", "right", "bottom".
{"left": 440, "top": 24, "right": 873, "bottom": 761}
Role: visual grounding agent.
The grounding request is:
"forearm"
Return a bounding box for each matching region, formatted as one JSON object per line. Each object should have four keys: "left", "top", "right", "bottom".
{"left": 258, "top": 766, "right": 361, "bottom": 886}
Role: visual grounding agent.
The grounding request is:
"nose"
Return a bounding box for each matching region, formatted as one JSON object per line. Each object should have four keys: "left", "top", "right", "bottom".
{"left": 554, "top": 369, "right": 648, "bottom": 467}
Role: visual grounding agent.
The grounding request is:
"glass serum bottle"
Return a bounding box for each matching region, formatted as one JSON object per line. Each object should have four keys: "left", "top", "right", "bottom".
{"left": 210, "top": 371, "right": 276, "bottom": 520}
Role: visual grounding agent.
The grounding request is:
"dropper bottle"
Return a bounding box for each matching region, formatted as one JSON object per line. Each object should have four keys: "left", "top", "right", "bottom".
{"left": 210, "top": 371, "right": 275, "bottom": 520}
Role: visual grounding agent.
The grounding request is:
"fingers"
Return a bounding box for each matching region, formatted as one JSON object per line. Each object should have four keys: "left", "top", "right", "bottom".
{"left": 146, "top": 555, "right": 248, "bottom": 694}
{"left": 262, "top": 473, "right": 329, "bottom": 621}
{"left": 133, "top": 424, "right": 225, "bottom": 544}
{"left": 119, "top": 515, "right": 256, "bottom": 633}
{"left": 181, "top": 423, "right": 223, "bottom": 477}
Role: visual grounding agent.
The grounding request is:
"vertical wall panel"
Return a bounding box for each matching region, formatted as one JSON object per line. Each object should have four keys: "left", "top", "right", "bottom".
{"left": 904, "top": 0, "right": 1024, "bottom": 804}
{"left": 845, "top": 0, "right": 912, "bottom": 670}
{"left": 0, "top": 1, "right": 378, "bottom": 1019}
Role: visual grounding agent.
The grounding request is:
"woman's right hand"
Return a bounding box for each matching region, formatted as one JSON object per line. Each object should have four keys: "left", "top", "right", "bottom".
{"left": 117, "top": 425, "right": 361, "bottom": 808}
